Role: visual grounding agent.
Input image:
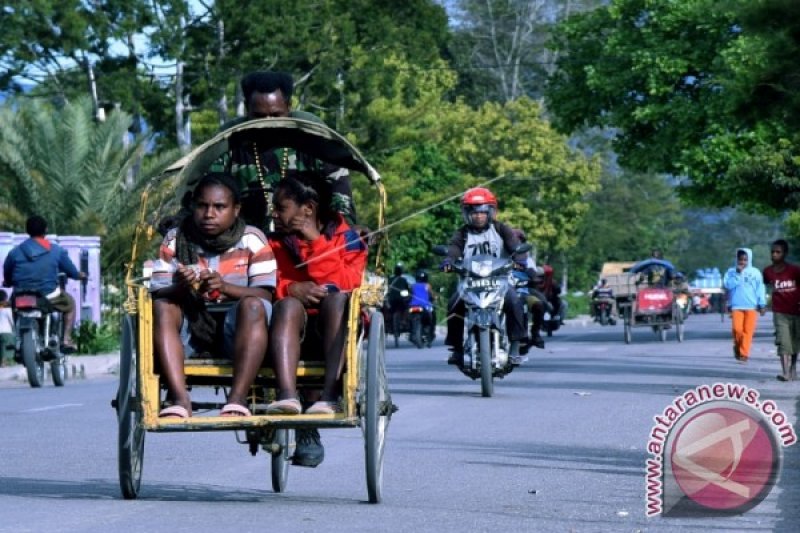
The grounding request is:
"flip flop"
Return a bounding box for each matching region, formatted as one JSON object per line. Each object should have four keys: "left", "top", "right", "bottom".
{"left": 221, "top": 403, "right": 252, "bottom": 417}
{"left": 159, "top": 404, "right": 190, "bottom": 419}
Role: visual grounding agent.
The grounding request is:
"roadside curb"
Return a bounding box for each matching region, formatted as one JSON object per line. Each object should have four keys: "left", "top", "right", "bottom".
{"left": 0, "top": 352, "right": 119, "bottom": 384}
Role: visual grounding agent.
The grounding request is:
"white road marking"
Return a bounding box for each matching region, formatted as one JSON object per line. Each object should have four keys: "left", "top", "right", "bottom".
{"left": 24, "top": 403, "right": 83, "bottom": 413}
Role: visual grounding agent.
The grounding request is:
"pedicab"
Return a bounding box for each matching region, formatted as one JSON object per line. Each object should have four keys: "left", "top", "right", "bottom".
{"left": 112, "top": 118, "right": 393, "bottom": 502}
{"left": 618, "top": 258, "right": 684, "bottom": 344}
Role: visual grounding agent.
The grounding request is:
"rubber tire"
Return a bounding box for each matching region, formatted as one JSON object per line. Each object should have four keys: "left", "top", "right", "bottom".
{"left": 600, "top": 310, "right": 608, "bottom": 326}
{"left": 479, "top": 329, "right": 493, "bottom": 398}
{"left": 271, "top": 429, "right": 294, "bottom": 493}
{"left": 659, "top": 326, "right": 667, "bottom": 342}
{"left": 118, "top": 314, "right": 145, "bottom": 499}
{"left": 51, "top": 359, "right": 66, "bottom": 387}
{"left": 22, "top": 330, "right": 44, "bottom": 388}
{"left": 363, "top": 310, "right": 390, "bottom": 504}
{"left": 675, "top": 307, "right": 684, "bottom": 342}
{"left": 623, "top": 311, "right": 632, "bottom": 344}
{"left": 410, "top": 314, "right": 423, "bottom": 349}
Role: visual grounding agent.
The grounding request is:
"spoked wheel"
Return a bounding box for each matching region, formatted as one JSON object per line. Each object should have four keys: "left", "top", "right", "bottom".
{"left": 361, "top": 310, "right": 391, "bottom": 504}
{"left": 50, "top": 359, "right": 66, "bottom": 386}
{"left": 478, "top": 329, "right": 493, "bottom": 398}
{"left": 117, "top": 314, "right": 145, "bottom": 499}
{"left": 21, "top": 330, "right": 44, "bottom": 388}
{"left": 270, "top": 428, "right": 294, "bottom": 493}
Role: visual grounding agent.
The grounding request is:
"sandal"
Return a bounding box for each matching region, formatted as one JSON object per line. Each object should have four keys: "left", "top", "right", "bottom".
{"left": 306, "top": 400, "right": 341, "bottom": 415}
{"left": 221, "top": 403, "right": 252, "bottom": 417}
{"left": 159, "top": 404, "right": 190, "bottom": 419}
{"left": 265, "top": 398, "right": 302, "bottom": 415}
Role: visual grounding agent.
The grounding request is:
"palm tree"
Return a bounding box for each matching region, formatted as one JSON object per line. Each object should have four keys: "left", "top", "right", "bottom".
{"left": 0, "top": 96, "right": 179, "bottom": 276}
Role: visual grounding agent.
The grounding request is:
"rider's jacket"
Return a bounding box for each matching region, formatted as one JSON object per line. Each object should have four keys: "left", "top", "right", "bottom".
{"left": 593, "top": 287, "right": 613, "bottom": 299}
{"left": 410, "top": 282, "right": 432, "bottom": 308}
{"left": 446, "top": 220, "right": 521, "bottom": 263}
{"left": 3, "top": 237, "right": 80, "bottom": 294}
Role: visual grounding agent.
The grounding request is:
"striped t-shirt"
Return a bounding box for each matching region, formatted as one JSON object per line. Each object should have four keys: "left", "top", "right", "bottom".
{"left": 150, "top": 225, "right": 277, "bottom": 295}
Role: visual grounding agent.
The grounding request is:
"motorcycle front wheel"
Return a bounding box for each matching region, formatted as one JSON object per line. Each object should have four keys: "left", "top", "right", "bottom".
{"left": 21, "top": 330, "right": 44, "bottom": 388}
{"left": 479, "top": 329, "right": 493, "bottom": 398}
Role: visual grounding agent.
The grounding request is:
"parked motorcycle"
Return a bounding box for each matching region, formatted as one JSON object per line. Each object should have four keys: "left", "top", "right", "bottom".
{"left": 12, "top": 290, "right": 67, "bottom": 387}
{"left": 434, "top": 243, "right": 530, "bottom": 397}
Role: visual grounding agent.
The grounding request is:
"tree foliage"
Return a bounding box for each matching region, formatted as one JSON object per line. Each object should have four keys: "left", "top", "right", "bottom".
{"left": 545, "top": 0, "right": 800, "bottom": 214}
{"left": 0, "top": 97, "right": 178, "bottom": 275}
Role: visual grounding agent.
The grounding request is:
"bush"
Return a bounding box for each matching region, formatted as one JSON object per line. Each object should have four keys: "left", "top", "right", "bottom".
{"left": 564, "top": 292, "right": 591, "bottom": 319}
{"left": 73, "top": 320, "right": 120, "bottom": 354}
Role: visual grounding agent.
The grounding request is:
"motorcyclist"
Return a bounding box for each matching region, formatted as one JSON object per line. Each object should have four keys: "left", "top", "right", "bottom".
{"left": 510, "top": 229, "right": 546, "bottom": 349}
{"left": 539, "top": 265, "right": 566, "bottom": 325}
{"left": 443, "top": 187, "right": 529, "bottom": 366}
{"left": 387, "top": 262, "right": 411, "bottom": 337}
{"left": 591, "top": 279, "right": 615, "bottom": 323}
{"left": 409, "top": 270, "right": 436, "bottom": 346}
{"left": 2, "top": 215, "right": 86, "bottom": 352}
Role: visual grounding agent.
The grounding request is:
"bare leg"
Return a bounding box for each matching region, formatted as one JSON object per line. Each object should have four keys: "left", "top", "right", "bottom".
{"left": 318, "top": 293, "right": 349, "bottom": 401}
{"left": 152, "top": 299, "right": 191, "bottom": 411}
{"left": 62, "top": 307, "right": 77, "bottom": 345}
{"left": 227, "top": 296, "right": 268, "bottom": 407}
{"left": 269, "top": 297, "right": 305, "bottom": 400}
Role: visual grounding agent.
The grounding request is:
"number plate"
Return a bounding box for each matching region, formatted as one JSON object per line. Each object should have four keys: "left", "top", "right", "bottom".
{"left": 465, "top": 278, "right": 500, "bottom": 289}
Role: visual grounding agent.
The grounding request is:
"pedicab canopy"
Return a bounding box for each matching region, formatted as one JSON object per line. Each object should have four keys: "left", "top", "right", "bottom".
{"left": 162, "top": 117, "right": 382, "bottom": 194}
{"left": 629, "top": 258, "right": 676, "bottom": 274}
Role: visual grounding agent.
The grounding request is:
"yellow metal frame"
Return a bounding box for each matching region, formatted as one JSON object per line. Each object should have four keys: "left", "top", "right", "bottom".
{"left": 120, "top": 121, "right": 389, "bottom": 434}
{"left": 129, "top": 283, "right": 374, "bottom": 432}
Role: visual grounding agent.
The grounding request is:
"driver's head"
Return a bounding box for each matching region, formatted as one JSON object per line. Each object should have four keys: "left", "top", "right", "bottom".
{"left": 242, "top": 71, "right": 293, "bottom": 119}
{"left": 651, "top": 248, "right": 663, "bottom": 259}
{"left": 394, "top": 263, "right": 404, "bottom": 276}
{"left": 25, "top": 215, "right": 47, "bottom": 237}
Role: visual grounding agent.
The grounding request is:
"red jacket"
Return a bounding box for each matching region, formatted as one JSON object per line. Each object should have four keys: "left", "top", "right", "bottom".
{"left": 269, "top": 215, "right": 367, "bottom": 300}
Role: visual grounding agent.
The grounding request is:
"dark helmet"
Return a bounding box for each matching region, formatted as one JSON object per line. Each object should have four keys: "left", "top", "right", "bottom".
{"left": 600, "top": 278, "right": 607, "bottom": 284}
{"left": 394, "top": 262, "right": 404, "bottom": 276}
{"left": 416, "top": 270, "right": 428, "bottom": 282}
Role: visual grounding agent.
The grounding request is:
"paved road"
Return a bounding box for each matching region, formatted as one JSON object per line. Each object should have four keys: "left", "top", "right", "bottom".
{"left": 0, "top": 313, "right": 798, "bottom": 532}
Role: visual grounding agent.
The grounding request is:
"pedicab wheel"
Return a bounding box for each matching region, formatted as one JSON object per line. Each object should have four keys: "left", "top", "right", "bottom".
{"left": 50, "top": 359, "right": 66, "bottom": 386}
{"left": 270, "top": 429, "right": 294, "bottom": 493}
{"left": 622, "top": 308, "right": 632, "bottom": 344}
{"left": 362, "top": 310, "right": 391, "bottom": 504}
{"left": 478, "top": 329, "right": 493, "bottom": 398}
{"left": 117, "top": 314, "right": 145, "bottom": 499}
{"left": 658, "top": 326, "right": 667, "bottom": 342}
{"left": 22, "top": 330, "right": 44, "bottom": 388}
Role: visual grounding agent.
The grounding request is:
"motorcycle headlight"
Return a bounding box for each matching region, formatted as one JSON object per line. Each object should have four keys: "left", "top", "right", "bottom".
{"left": 471, "top": 260, "right": 493, "bottom": 278}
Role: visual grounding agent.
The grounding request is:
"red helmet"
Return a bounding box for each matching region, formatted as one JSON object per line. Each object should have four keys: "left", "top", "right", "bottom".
{"left": 461, "top": 187, "right": 497, "bottom": 230}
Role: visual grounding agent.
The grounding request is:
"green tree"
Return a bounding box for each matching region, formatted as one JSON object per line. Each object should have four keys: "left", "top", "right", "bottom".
{"left": 545, "top": 0, "right": 800, "bottom": 215}
{"left": 0, "top": 97, "right": 178, "bottom": 276}
{"left": 566, "top": 170, "right": 686, "bottom": 289}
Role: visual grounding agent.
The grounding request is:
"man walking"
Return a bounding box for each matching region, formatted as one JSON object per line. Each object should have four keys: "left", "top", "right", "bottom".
{"left": 762, "top": 239, "right": 800, "bottom": 381}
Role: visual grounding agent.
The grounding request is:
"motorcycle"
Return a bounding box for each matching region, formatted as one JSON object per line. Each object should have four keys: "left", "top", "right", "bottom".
{"left": 408, "top": 304, "right": 435, "bottom": 349}
{"left": 12, "top": 290, "right": 67, "bottom": 387}
{"left": 592, "top": 298, "right": 616, "bottom": 326}
{"left": 434, "top": 243, "right": 530, "bottom": 397}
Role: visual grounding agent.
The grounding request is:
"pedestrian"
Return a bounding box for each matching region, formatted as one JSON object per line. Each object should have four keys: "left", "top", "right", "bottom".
{"left": 0, "top": 290, "right": 14, "bottom": 366}
{"left": 723, "top": 248, "right": 767, "bottom": 363}
{"left": 762, "top": 239, "right": 800, "bottom": 381}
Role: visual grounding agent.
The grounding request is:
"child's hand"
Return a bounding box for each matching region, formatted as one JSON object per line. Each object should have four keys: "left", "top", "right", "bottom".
{"left": 198, "top": 269, "right": 224, "bottom": 300}
{"left": 175, "top": 263, "right": 199, "bottom": 288}
{"left": 290, "top": 214, "right": 321, "bottom": 241}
